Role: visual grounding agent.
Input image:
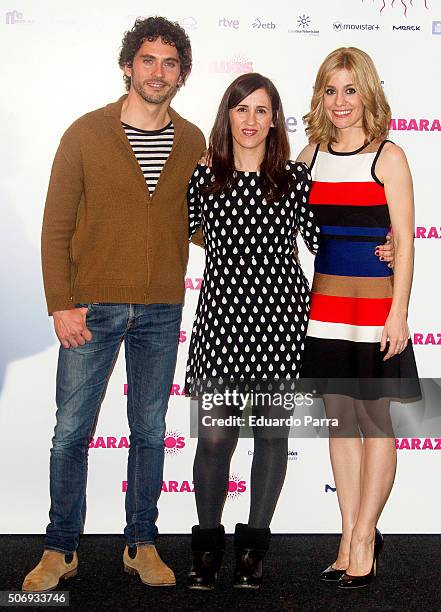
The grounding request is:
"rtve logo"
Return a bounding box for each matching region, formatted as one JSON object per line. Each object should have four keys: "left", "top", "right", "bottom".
{"left": 218, "top": 17, "right": 239, "bottom": 30}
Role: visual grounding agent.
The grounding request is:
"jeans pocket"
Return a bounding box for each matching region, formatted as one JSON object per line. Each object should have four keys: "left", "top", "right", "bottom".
{"left": 75, "top": 303, "right": 98, "bottom": 313}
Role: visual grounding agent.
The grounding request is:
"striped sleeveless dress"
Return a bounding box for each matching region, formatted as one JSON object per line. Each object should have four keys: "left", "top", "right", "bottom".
{"left": 300, "top": 140, "right": 420, "bottom": 400}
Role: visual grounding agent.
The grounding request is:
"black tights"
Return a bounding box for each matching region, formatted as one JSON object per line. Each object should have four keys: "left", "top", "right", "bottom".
{"left": 193, "top": 431, "right": 288, "bottom": 529}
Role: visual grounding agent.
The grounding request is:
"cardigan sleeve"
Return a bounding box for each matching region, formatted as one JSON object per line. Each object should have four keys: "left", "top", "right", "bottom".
{"left": 41, "top": 125, "right": 84, "bottom": 314}
{"left": 188, "top": 165, "right": 205, "bottom": 249}
{"left": 295, "top": 162, "right": 320, "bottom": 255}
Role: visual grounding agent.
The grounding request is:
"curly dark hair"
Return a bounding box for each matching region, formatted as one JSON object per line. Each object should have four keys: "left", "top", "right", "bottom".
{"left": 118, "top": 16, "right": 192, "bottom": 91}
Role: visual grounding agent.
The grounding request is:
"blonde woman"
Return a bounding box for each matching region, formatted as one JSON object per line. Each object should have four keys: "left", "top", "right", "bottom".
{"left": 298, "top": 47, "right": 420, "bottom": 588}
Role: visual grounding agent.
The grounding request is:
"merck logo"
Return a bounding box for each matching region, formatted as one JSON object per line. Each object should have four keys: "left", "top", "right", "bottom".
{"left": 392, "top": 24, "right": 421, "bottom": 30}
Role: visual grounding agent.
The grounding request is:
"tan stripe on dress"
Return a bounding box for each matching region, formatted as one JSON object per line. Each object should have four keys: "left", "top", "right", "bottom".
{"left": 311, "top": 273, "right": 393, "bottom": 299}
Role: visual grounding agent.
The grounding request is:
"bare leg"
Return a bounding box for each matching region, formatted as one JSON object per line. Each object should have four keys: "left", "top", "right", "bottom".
{"left": 346, "top": 399, "right": 396, "bottom": 575}
{"left": 325, "top": 395, "right": 362, "bottom": 570}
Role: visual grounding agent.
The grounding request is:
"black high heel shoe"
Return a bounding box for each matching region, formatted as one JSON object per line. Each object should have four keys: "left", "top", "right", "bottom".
{"left": 320, "top": 564, "right": 347, "bottom": 582}
{"left": 337, "top": 528, "right": 384, "bottom": 589}
{"left": 187, "top": 525, "right": 225, "bottom": 590}
{"left": 233, "top": 523, "right": 271, "bottom": 589}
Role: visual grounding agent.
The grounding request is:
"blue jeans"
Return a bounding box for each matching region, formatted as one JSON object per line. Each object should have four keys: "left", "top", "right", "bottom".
{"left": 45, "top": 303, "right": 182, "bottom": 553}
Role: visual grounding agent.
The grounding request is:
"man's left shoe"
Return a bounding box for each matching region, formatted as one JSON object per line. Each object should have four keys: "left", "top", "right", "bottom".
{"left": 233, "top": 523, "right": 271, "bottom": 589}
{"left": 123, "top": 545, "right": 176, "bottom": 587}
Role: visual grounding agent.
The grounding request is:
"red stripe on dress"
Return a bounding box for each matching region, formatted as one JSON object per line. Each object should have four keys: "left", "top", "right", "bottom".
{"left": 310, "top": 294, "right": 392, "bottom": 326}
{"left": 309, "top": 181, "right": 387, "bottom": 206}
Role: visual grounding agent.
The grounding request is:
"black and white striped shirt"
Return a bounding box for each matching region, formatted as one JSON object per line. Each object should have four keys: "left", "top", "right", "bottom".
{"left": 122, "top": 121, "right": 174, "bottom": 194}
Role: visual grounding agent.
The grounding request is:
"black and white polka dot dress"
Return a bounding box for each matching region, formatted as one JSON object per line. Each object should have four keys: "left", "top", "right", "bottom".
{"left": 185, "top": 162, "right": 320, "bottom": 395}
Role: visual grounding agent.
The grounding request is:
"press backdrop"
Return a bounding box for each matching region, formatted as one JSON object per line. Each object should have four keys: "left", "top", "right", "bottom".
{"left": 1, "top": 0, "right": 440, "bottom": 534}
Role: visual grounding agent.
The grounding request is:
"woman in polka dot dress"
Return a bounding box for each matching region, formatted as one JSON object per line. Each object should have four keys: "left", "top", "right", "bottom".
{"left": 185, "top": 73, "right": 320, "bottom": 591}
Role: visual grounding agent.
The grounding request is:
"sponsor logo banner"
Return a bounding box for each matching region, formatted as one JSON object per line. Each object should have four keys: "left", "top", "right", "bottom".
{"left": 389, "top": 118, "right": 441, "bottom": 131}
{"left": 288, "top": 14, "right": 319, "bottom": 36}
{"left": 396, "top": 437, "right": 441, "bottom": 450}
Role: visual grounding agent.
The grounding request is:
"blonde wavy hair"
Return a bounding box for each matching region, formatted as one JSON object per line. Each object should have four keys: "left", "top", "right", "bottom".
{"left": 304, "top": 47, "right": 391, "bottom": 144}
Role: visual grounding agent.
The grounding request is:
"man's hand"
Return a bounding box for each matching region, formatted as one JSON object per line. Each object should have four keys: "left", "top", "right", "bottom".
{"left": 53, "top": 308, "right": 93, "bottom": 349}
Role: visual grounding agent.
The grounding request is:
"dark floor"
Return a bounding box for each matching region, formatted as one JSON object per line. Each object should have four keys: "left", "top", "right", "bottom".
{"left": 1, "top": 534, "right": 439, "bottom": 611}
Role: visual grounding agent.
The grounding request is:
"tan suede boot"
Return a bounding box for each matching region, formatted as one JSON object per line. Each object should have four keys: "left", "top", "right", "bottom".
{"left": 22, "top": 550, "right": 78, "bottom": 592}
{"left": 123, "top": 545, "right": 175, "bottom": 587}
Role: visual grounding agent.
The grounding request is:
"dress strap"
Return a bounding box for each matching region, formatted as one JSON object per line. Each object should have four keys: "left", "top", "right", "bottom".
{"left": 371, "top": 139, "right": 395, "bottom": 186}
{"left": 310, "top": 143, "right": 320, "bottom": 171}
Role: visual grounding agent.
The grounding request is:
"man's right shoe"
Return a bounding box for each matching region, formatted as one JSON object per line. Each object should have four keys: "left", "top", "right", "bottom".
{"left": 22, "top": 551, "right": 78, "bottom": 592}
{"left": 187, "top": 525, "right": 225, "bottom": 590}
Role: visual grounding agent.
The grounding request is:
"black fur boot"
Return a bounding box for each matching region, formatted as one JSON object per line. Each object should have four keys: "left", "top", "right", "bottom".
{"left": 187, "top": 525, "right": 225, "bottom": 590}
{"left": 233, "top": 523, "right": 271, "bottom": 589}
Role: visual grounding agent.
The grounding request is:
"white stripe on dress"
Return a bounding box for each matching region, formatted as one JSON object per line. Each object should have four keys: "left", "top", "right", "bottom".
{"left": 306, "top": 320, "right": 384, "bottom": 343}
{"left": 312, "top": 151, "right": 377, "bottom": 183}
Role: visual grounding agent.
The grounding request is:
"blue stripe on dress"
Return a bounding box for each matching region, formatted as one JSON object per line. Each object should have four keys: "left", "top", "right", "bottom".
{"left": 314, "top": 240, "right": 393, "bottom": 277}
{"left": 321, "top": 225, "right": 389, "bottom": 237}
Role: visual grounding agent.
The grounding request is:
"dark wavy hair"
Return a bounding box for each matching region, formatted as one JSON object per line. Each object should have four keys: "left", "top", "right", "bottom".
{"left": 118, "top": 16, "right": 192, "bottom": 91}
{"left": 206, "top": 73, "right": 291, "bottom": 204}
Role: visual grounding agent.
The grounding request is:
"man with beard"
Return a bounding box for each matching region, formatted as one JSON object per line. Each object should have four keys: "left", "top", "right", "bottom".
{"left": 22, "top": 17, "right": 205, "bottom": 592}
